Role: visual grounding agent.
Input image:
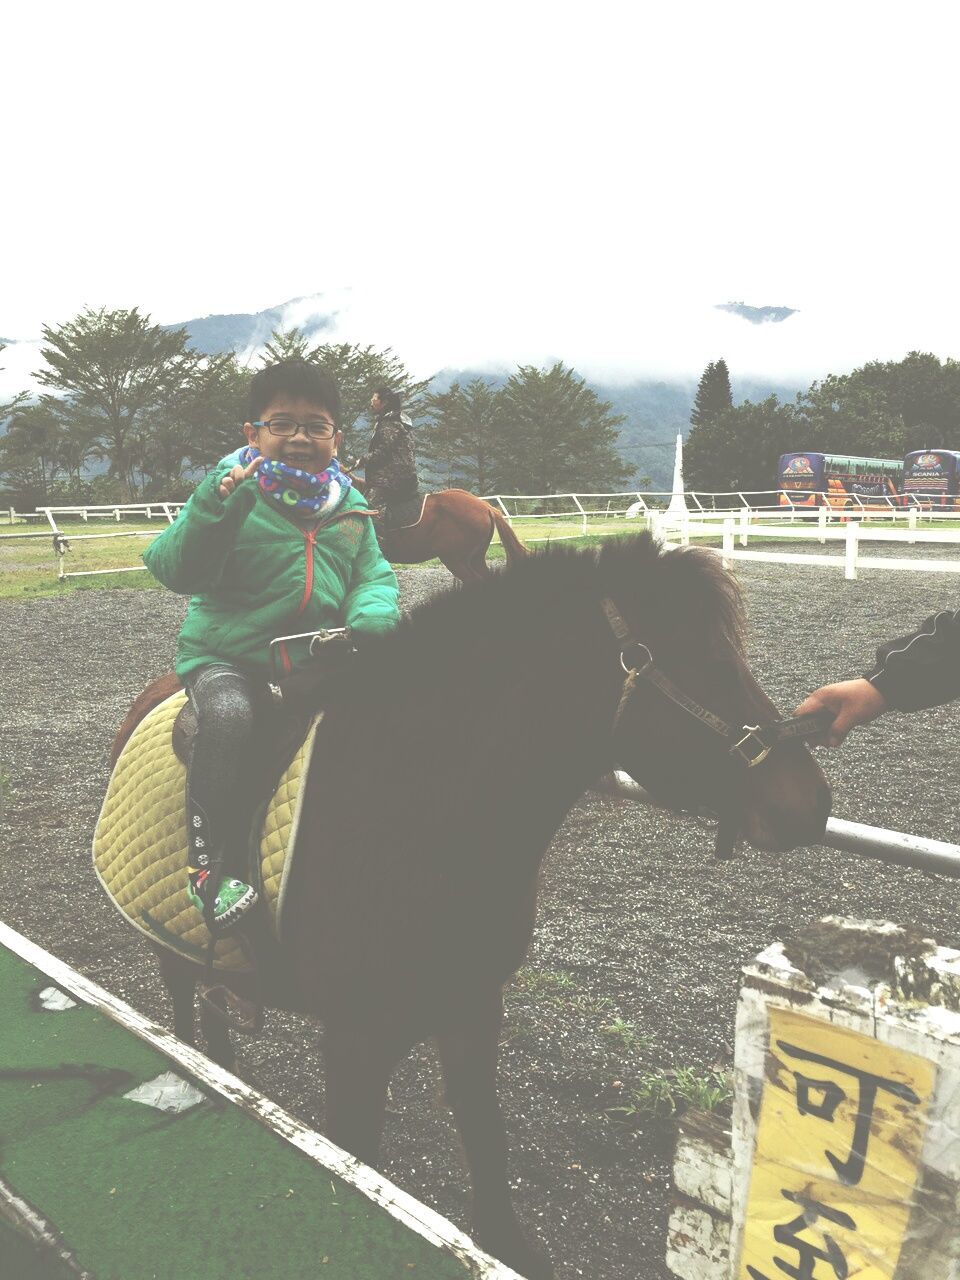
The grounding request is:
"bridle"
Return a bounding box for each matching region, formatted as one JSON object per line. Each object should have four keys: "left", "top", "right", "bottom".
{"left": 601, "top": 597, "right": 831, "bottom": 858}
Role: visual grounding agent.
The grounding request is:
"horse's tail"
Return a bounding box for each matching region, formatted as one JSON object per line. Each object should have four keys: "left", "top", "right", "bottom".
{"left": 488, "top": 506, "right": 528, "bottom": 566}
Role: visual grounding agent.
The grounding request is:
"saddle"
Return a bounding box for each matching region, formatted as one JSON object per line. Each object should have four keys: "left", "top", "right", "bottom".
{"left": 94, "top": 641, "right": 353, "bottom": 974}
{"left": 375, "top": 491, "right": 427, "bottom": 533}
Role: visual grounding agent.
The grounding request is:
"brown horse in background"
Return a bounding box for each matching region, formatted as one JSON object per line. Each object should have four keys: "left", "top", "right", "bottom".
{"left": 108, "top": 536, "right": 831, "bottom": 1278}
{"left": 350, "top": 477, "right": 528, "bottom": 583}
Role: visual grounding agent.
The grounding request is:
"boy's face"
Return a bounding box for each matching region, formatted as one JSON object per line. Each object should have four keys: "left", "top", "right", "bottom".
{"left": 244, "top": 394, "right": 342, "bottom": 472}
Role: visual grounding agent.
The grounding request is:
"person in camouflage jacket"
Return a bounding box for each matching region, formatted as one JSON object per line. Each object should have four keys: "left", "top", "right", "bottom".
{"left": 356, "top": 388, "right": 420, "bottom": 522}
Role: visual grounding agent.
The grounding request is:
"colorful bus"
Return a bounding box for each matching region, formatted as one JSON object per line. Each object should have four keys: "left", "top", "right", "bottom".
{"left": 777, "top": 452, "right": 903, "bottom": 508}
{"left": 901, "top": 449, "right": 960, "bottom": 508}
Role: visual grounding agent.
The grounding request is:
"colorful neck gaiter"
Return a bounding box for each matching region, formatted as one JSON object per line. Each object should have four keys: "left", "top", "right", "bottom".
{"left": 238, "top": 447, "right": 352, "bottom": 518}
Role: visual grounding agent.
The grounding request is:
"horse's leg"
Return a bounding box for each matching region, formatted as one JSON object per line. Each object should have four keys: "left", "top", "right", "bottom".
{"left": 154, "top": 948, "right": 197, "bottom": 1045}
{"left": 438, "top": 506, "right": 495, "bottom": 584}
{"left": 199, "top": 998, "right": 237, "bottom": 1070}
{"left": 436, "top": 989, "right": 554, "bottom": 1280}
{"left": 323, "top": 1025, "right": 409, "bottom": 1167}
{"left": 154, "top": 947, "right": 237, "bottom": 1068}
{"left": 439, "top": 551, "right": 485, "bottom": 584}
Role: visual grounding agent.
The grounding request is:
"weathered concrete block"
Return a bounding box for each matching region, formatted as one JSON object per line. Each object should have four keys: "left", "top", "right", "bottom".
{"left": 731, "top": 917, "right": 960, "bottom": 1280}
{"left": 666, "top": 1201, "right": 731, "bottom": 1280}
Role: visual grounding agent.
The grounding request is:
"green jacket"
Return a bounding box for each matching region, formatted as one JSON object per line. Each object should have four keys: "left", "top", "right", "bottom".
{"left": 143, "top": 463, "right": 399, "bottom": 679}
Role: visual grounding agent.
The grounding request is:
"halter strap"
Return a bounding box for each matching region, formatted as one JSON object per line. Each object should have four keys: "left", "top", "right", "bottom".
{"left": 601, "top": 597, "right": 832, "bottom": 767}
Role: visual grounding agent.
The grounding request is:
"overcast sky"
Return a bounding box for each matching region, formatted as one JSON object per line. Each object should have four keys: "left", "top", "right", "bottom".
{"left": 4, "top": 0, "right": 958, "bottom": 385}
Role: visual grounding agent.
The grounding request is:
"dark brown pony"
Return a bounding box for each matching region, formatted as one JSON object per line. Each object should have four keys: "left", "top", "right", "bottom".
{"left": 110, "top": 535, "right": 830, "bottom": 1279}
{"left": 353, "top": 478, "right": 528, "bottom": 583}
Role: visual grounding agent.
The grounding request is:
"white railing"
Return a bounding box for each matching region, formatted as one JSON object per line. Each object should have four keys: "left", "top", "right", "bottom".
{"left": 2, "top": 507, "right": 44, "bottom": 525}
{"left": 483, "top": 491, "right": 651, "bottom": 538}
{"left": 39, "top": 502, "right": 184, "bottom": 531}
{"left": 3, "top": 491, "right": 958, "bottom": 581}
{"left": 651, "top": 511, "right": 960, "bottom": 579}
{"left": 30, "top": 504, "right": 183, "bottom": 582}
{"left": 598, "top": 771, "right": 960, "bottom": 876}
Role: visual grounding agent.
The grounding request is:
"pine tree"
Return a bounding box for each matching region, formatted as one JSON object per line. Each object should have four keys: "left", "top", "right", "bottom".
{"left": 494, "top": 363, "right": 630, "bottom": 493}
{"left": 691, "top": 359, "right": 733, "bottom": 428}
{"left": 419, "top": 378, "right": 503, "bottom": 491}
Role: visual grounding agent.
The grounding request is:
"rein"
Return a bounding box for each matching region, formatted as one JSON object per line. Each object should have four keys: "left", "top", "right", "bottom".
{"left": 600, "top": 597, "right": 831, "bottom": 858}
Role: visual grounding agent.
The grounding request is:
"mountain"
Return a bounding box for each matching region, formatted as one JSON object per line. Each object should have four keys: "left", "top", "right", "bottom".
{"left": 716, "top": 302, "right": 798, "bottom": 325}
{"left": 169, "top": 296, "right": 338, "bottom": 356}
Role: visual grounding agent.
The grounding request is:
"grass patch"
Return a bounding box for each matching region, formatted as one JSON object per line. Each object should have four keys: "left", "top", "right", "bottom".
{"left": 606, "top": 1066, "right": 732, "bottom": 1121}
{"left": 600, "top": 1016, "right": 652, "bottom": 1054}
{"left": 510, "top": 966, "right": 579, "bottom": 997}
{"left": 0, "top": 516, "right": 645, "bottom": 601}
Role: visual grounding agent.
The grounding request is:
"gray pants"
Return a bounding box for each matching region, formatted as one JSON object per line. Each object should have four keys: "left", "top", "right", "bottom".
{"left": 183, "top": 663, "right": 256, "bottom": 881}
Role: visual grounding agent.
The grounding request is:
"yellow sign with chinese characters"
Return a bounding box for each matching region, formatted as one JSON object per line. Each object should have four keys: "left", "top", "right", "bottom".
{"left": 739, "top": 1006, "right": 936, "bottom": 1280}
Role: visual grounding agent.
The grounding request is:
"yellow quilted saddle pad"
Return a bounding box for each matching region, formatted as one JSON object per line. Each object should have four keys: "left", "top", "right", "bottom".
{"left": 93, "top": 691, "right": 320, "bottom": 972}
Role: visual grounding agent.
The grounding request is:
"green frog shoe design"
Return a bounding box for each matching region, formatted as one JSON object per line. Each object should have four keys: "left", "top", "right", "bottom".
{"left": 187, "top": 872, "right": 258, "bottom": 931}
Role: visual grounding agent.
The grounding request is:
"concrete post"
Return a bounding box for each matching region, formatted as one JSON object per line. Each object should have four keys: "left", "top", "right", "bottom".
{"left": 667, "top": 918, "right": 960, "bottom": 1279}
{"left": 818, "top": 504, "right": 827, "bottom": 544}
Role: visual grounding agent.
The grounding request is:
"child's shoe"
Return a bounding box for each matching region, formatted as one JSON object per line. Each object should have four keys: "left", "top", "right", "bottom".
{"left": 187, "top": 870, "right": 258, "bottom": 931}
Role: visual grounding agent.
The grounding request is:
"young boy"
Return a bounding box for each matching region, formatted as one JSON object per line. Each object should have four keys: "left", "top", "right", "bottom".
{"left": 143, "top": 359, "right": 399, "bottom": 930}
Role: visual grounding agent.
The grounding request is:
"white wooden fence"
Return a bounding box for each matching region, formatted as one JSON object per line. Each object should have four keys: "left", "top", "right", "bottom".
{"left": 651, "top": 508, "right": 960, "bottom": 579}
{"left": 2, "top": 493, "right": 958, "bottom": 581}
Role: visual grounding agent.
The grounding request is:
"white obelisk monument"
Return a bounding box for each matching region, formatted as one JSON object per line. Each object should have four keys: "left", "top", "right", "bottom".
{"left": 665, "top": 432, "right": 688, "bottom": 517}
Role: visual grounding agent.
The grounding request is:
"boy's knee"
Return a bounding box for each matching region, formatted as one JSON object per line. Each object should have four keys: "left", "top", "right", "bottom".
{"left": 215, "top": 687, "right": 255, "bottom": 743}
{"left": 193, "top": 669, "right": 255, "bottom": 744}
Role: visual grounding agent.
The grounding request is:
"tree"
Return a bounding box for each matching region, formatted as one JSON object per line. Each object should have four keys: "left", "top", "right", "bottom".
{"left": 794, "top": 353, "right": 960, "bottom": 458}
{"left": 494, "top": 363, "right": 631, "bottom": 493}
{"left": 177, "top": 355, "right": 253, "bottom": 476}
{"left": 419, "top": 378, "right": 504, "bottom": 491}
{"left": 35, "top": 307, "right": 217, "bottom": 498}
{"left": 685, "top": 396, "right": 797, "bottom": 493}
{"left": 0, "top": 403, "right": 66, "bottom": 500}
{"left": 0, "top": 343, "right": 28, "bottom": 426}
{"left": 794, "top": 377, "right": 909, "bottom": 459}
{"left": 260, "top": 328, "right": 431, "bottom": 458}
{"left": 690, "top": 359, "right": 733, "bottom": 429}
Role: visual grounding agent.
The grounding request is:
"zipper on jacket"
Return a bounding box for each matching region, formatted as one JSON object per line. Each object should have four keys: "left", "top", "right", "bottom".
{"left": 297, "top": 528, "right": 317, "bottom": 615}
{"left": 278, "top": 528, "right": 318, "bottom": 674}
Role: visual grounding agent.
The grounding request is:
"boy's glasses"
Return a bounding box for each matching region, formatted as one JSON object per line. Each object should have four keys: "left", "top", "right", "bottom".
{"left": 254, "top": 416, "right": 337, "bottom": 440}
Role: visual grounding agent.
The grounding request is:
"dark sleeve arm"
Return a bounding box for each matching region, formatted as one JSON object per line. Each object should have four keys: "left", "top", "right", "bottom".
{"left": 142, "top": 469, "right": 257, "bottom": 595}
{"left": 865, "top": 608, "right": 960, "bottom": 711}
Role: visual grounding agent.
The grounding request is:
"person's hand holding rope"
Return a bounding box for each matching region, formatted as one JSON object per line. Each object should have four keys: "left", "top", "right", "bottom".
{"left": 794, "top": 679, "right": 888, "bottom": 747}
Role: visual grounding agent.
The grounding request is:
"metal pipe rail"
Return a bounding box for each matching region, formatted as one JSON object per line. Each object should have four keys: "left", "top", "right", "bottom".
{"left": 596, "top": 770, "right": 960, "bottom": 878}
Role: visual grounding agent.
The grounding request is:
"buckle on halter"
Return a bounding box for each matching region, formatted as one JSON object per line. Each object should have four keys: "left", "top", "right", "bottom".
{"left": 620, "top": 643, "right": 653, "bottom": 675}
{"left": 730, "top": 726, "right": 771, "bottom": 768}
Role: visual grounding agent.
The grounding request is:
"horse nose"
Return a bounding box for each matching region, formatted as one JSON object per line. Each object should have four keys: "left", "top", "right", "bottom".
{"left": 793, "top": 775, "right": 833, "bottom": 847}
{"left": 744, "top": 758, "right": 832, "bottom": 852}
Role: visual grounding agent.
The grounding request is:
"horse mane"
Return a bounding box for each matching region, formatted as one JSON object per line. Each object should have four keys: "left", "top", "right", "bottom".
{"left": 333, "top": 533, "right": 746, "bottom": 714}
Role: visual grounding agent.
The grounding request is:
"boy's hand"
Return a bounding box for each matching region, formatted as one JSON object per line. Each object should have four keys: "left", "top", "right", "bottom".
{"left": 218, "top": 455, "right": 261, "bottom": 499}
{"left": 794, "top": 678, "right": 888, "bottom": 747}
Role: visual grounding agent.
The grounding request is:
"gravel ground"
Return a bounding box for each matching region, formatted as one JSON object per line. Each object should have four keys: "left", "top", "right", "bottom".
{"left": 1, "top": 559, "right": 959, "bottom": 1280}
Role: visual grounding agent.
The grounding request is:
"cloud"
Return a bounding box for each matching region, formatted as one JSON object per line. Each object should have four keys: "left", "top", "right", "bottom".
{"left": 4, "top": 283, "right": 959, "bottom": 405}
